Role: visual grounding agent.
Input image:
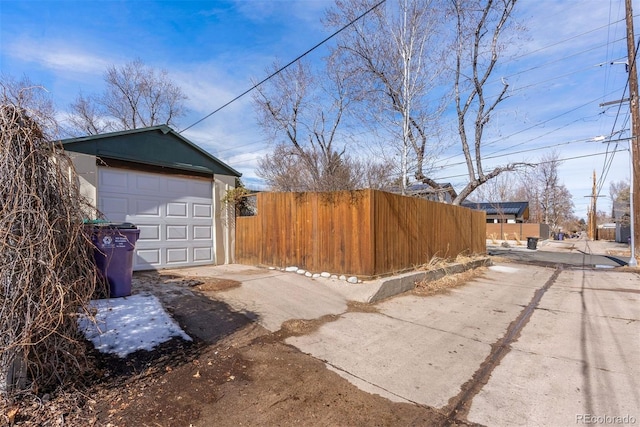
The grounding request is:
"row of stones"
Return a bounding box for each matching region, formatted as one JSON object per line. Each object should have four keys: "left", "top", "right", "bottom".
{"left": 271, "top": 266, "right": 361, "bottom": 284}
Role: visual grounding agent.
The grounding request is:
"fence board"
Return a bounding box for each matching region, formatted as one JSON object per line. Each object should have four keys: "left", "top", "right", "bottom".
{"left": 236, "top": 190, "right": 486, "bottom": 277}
{"left": 597, "top": 228, "right": 615, "bottom": 241}
{"left": 485, "top": 223, "right": 551, "bottom": 241}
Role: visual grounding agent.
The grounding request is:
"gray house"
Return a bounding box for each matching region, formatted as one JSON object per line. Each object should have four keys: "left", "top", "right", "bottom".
{"left": 62, "top": 125, "right": 241, "bottom": 271}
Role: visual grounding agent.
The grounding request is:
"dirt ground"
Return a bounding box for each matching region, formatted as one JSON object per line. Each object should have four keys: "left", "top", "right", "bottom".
{"left": 2, "top": 270, "right": 478, "bottom": 427}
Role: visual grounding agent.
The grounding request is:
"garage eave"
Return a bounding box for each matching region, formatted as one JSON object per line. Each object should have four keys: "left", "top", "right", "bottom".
{"left": 61, "top": 125, "right": 241, "bottom": 178}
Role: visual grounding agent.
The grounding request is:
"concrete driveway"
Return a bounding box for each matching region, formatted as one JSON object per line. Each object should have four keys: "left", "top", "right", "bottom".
{"left": 171, "top": 258, "right": 640, "bottom": 426}
{"left": 488, "top": 237, "right": 631, "bottom": 267}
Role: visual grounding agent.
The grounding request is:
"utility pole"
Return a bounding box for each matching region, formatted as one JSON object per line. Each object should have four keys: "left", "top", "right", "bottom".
{"left": 626, "top": 0, "right": 640, "bottom": 264}
{"left": 588, "top": 171, "right": 597, "bottom": 240}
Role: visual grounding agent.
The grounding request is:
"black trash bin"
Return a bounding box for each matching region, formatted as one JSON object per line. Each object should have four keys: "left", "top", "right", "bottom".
{"left": 527, "top": 237, "right": 539, "bottom": 250}
{"left": 90, "top": 222, "right": 140, "bottom": 298}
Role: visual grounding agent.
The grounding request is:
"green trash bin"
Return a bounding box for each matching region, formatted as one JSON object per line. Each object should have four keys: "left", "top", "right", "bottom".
{"left": 91, "top": 222, "right": 140, "bottom": 298}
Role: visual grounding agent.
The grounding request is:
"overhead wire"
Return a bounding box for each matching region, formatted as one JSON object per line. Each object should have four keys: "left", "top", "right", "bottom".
{"left": 431, "top": 89, "right": 624, "bottom": 168}
{"left": 185, "top": 4, "right": 635, "bottom": 197}
{"left": 428, "top": 135, "right": 617, "bottom": 173}
{"left": 179, "top": 0, "right": 387, "bottom": 133}
{"left": 595, "top": 36, "right": 640, "bottom": 198}
{"left": 431, "top": 148, "right": 630, "bottom": 182}
{"left": 506, "top": 15, "right": 630, "bottom": 62}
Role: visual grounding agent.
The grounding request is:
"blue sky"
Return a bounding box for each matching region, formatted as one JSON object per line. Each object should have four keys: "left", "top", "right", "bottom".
{"left": 1, "top": 0, "right": 638, "bottom": 219}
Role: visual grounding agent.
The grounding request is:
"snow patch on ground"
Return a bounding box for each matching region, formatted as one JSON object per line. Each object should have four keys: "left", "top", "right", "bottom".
{"left": 78, "top": 293, "right": 191, "bottom": 358}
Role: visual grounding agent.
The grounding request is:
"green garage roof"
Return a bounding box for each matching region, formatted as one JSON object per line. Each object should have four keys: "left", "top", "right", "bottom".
{"left": 61, "top": 125, "right": 241, "bottom": 177}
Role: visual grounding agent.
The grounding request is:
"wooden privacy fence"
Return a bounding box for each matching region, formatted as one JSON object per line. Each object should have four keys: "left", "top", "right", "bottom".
{"left": 596, "top": 228, "right": 616, "bottom": 241}
{"left": 236, "top": 189, "right": 486, "bottom": 278}
{"left": 485, "top": 223, "right": 551, "bottom": 241}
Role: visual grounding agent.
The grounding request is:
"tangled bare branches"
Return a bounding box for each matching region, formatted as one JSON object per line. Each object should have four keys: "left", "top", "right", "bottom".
{"left": 1, "top": 95, "right": 99, "bottom": 399}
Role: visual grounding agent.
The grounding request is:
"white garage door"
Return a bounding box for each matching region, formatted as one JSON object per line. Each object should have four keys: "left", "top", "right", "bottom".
{"left": 98, "top": 168, "right": 215, "bottom": 271}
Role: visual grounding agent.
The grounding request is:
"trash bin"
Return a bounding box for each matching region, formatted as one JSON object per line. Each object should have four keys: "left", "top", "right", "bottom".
{"left": 90, "top": 222, "right": 140, "bottom": 298}
{"left": 557, "top": 233, "right": 564, "bottom": 241}
{"left": 527, "top": 237, "right": 539, "bottom": 250}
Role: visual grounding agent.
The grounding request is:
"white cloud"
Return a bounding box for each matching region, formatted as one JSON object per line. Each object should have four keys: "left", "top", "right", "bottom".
{"left": 6, "top": 37, "right": 111, "bottom": 74}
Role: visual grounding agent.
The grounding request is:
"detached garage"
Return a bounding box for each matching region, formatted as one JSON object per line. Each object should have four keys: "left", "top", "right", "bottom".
{"left": 62, "top": 125, "right": 241, "bottom": 271}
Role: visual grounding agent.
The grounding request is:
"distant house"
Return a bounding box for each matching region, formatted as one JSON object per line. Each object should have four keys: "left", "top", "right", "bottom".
{"left": 612, "top": 201, "right": 631, "bottom": 243}
{"left": 462, "top": 201, "right": 529, "bottom": 224}
{"left": 62, "top": 125, "right": 241, "bottom": 271}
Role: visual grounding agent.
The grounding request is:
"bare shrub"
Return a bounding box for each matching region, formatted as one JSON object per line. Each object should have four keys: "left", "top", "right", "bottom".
{"left": 0, "top": 96, "right": 99, "bottom": 399}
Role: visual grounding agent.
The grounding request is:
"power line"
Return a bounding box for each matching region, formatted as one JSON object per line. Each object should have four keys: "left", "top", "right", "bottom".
{"left": 507, "top": 15, "right": 631, "bottom": 63}
{"left": 432, "top": 89, "right": 623, "bottom": 167}
{"left": 429, "top": 134, "right": 617, "bottom": 173}
{"left": 596, "top": 36, "right": 640, "bottom": 197}
{"left": 484, "top": 39, "right": 627, "bottom": 88}
{"left": 179, "top": 0, "right": 387, "bottom": 133}
{"left": 431, "top": 148, "right": 629, "bottom": 181}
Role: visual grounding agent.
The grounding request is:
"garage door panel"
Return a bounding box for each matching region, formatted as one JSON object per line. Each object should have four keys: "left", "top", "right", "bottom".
{"left": 191, "top": 181, "right": 213, "bottom": 198}
{"left": 167, "top": 202, "right": 188, "bottom": 217}
{"left": 137, "top": 225, "right": 160, "bottom": 241}
{"left": 193, "top": 204, "right": 212, "bottom": 218}
{"left": 98, "top": 168, "right": 214, "bottom": 271}
{"left": 99, "top": 169, "right": 128, "bottom": 191}
{"left": 193, "top": 225, "right": 212, "bottom": 240}
{"left": 166, "top": 178, "right": 189, "bottom": 193}
{"left": 167, "top": 248, "right": 188, "bottom": 264}
{"left": 193, "top": 247, "right": 213, "bottom": 262}
{"left": 135, "top": 199, "right": 161, "bottom": 216}
{"left": 135, "top": 174, "right": 161, "bottom": 193}
{"left": 167, "top": 225, "right": 188, "bottom": 240}
{"left": 100, "top": 197, "right": 128, "bottom": 220}
{"left": 136, "top": 249, "right": 161, "bottom": 267}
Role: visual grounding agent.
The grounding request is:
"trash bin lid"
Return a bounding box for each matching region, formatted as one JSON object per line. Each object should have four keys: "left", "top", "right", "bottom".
{"left": 83, "top": 219, "right": 110, "bottom": 225}
{"left": 93, "top": 222, "right": 137, "bottom": 229}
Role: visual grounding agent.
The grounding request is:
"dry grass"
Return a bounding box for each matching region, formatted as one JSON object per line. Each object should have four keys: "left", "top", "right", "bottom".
{"left": 347, "top": 301, "right": 379, "bottom": 313}
{"left": 414, "top": 267, "right": 487, "bottom": 296}
{"left": 513, "top": 233, "right": 523, "bottom": 246}
{"left": 277, "top": 314, "right": 340, "bottom": 338}
{"left": 414, "top": 251, "right": 488, "bottom": 296}
{"left": 418, "top": 252, "right": 483, "bottom": 272}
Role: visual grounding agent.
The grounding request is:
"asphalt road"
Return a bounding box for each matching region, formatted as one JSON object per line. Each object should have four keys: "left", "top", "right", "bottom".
{"left": 488, "top": 243, "right": 628, "bottom": 267}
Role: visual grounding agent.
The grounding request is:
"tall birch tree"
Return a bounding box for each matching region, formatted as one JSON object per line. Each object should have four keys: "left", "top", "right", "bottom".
{"left": 326, "top": 0, "right": 449, "bottom": 197}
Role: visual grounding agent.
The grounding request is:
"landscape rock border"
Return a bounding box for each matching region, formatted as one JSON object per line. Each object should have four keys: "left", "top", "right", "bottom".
{"left": 276, "top": 266, "right": 361, "bottom": 284}
{"left": 270, "top": 258, "right": 491, "bottom": 304}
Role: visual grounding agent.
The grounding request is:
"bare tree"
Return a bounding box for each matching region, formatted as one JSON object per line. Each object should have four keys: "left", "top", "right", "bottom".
{"left": 67, "top": 59, "right": 187, "bottom": 135}
{"left": 326, "top": 0, "right": 449, "bottom": 196}
{"left": 468, "top": 170, "right": 519, "bottom": 202}
{"left": 451, "top": 0, "right": 524, "bottom": 204}
{"left": 0, "top": 75, "right": 58, "bottom": 139}
{"left": 514, "top": 152, "right": 574, "bottom": 230}
{"left": 253, "top": 60, "right": 375, "bottom": 192}
{"left": 66, "top": 92, "right": 109, "bottom": 135}
{"left": 609, "top": 179, "right": 630, "bottom": 225}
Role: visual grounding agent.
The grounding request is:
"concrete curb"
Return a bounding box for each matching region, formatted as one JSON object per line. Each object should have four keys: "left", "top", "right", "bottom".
{"left": 367, "top": 258, "right": 492, "bottom": 303}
